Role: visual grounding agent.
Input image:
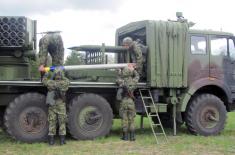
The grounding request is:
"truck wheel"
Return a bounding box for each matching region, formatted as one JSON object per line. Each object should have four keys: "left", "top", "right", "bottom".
{"left": 68, "top": 93, "right": 113, "bottom": 140}
{"left": 4, "top": 93, "right": 48, "bottom": 142}
{"left": 185, "top": 94, "right": 227, "bottom": 136}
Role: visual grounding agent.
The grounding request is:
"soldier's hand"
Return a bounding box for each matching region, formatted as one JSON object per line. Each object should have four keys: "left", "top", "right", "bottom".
{"left": 38, "top": 65, "right": 45, "bottom": 72}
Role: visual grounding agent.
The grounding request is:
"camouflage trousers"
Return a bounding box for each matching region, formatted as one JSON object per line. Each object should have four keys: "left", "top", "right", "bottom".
{"left": 119, "top": 97, "right": 136, "bottom": 132}
{"left": 39, "top": 33, "right": 64, "bottom": 66}
{"left": 48, "top": 100, "right": 67, "bottom": 136}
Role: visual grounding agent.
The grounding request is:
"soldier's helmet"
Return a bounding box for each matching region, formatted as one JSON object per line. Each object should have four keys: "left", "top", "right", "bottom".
{"left": 122, "top": 37, "right": 133, "bottom": 47}
{"left": 53, "top": 67, "right": 64, "bottom": 80}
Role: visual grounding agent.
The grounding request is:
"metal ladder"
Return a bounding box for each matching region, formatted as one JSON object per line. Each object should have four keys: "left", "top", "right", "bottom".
{"left": 139, "top": 89, "right": 168, "bottom": 144}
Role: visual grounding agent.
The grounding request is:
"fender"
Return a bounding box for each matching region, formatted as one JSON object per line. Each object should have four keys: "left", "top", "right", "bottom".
{"left": 180, "top": 77, "right": 232, "bottom": 111}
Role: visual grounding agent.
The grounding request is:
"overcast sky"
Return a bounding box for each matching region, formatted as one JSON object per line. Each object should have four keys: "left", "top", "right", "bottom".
{"left": 1, "top": 0, "right": 235, "bottom": 58}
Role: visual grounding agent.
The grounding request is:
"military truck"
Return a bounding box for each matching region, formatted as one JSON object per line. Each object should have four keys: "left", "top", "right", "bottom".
{"left": 0, "top": 15, "right": 235, "bottom": 142}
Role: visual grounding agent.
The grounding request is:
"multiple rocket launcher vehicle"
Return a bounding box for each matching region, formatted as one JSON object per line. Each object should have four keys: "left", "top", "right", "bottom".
{"left": 0, "top": 15, "right": 235, "bottom": 142}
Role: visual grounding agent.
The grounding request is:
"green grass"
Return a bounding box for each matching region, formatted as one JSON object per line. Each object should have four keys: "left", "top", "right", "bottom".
{"left": 1, "top": 113, "right": 235, "bottom": 155}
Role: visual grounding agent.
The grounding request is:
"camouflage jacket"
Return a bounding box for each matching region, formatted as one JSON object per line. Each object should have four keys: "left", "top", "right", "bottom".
{"left": 116, "top": 67, "right": 140, "bottom": 91}
{"left": 130, "top": 41, "right": 143, "bottom": 65}
{"left": 42, "top": 74, "right": 70, "bottom": 92}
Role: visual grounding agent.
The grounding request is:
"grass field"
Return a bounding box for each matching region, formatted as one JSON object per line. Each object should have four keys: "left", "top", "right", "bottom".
{"left": 1, "top": 113, "right": 235, "bottom": 155}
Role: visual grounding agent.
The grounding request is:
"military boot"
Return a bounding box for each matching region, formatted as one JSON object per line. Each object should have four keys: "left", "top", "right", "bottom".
{"left": 121, "top": 132, "right": 128, "bottom": 141}
{"left": 130, "top": 131, "right": 136, "bottom": 141}
{"left": 60, "top": 135, "right": 66, "bottom": 145}
{"left": 48, "top": 135, "right": 55, "bottom": 145}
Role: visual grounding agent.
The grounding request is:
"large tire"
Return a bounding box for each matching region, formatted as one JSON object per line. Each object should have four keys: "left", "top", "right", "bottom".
{"left": 68, "top": 93, "right": 113, "bottom": 140}
{"left": 4, "top": 93, "right": 48, "bottom": 142}
{"left": 185, "top": 94, "right": 227, "bottom": 136}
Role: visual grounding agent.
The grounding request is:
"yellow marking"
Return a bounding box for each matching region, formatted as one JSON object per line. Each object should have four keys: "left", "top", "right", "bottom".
{"left": 44, "top": 67, "right": 50, "bottom": 72}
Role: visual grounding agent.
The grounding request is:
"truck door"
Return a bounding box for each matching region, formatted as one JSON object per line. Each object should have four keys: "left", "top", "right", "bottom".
{"left": 188, "top": 35, "right": 209, "bottom": 84}
{"left": 227, "top": 38, "right": 235, "bottom": 92}
{"left": 209, "top": 35, "right": 235, "bottom": 90}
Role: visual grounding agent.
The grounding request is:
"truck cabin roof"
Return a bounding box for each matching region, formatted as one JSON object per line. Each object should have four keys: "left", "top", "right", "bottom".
{"left": 115, "top": 20, "right": 234, "bottom": 45}
{"left": 189, "top": 29, "right": 233, "bottom": 36}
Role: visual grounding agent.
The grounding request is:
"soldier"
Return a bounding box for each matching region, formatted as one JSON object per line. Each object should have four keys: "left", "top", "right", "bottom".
{"left": 42, "top": 68, "right": 70, "bottom": 145}
{"left": 38, "top": 31, "right": 64, "bottom": 72}
{"left": 116, "top": 64, "right": 139, "bottom": 141}
{"left": 122, "top": 37, "right": 144, "bottom": 76}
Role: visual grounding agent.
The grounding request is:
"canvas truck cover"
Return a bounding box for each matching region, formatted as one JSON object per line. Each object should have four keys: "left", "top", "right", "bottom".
{"left": 116, "top": 20, "right": 189, "bottom": 88}
{"left": 147, "top": 20, "right": 189, "bottom": 88}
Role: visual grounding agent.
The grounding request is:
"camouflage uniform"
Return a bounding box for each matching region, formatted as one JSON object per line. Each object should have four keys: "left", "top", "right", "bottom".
{"left": 119, "top": 97, "right": 136, "bottom": 132}
{"left": 42, "top": 68, "right": 69, "bottom": 145}
{"left": 129, "top": 41, "right": 144, "bottom": 75}
{"left": 123, "top": 37, "right": 144, "bottom": 75}
{"left": 116, "top": 66, "right": 139, "bottom": 141}
{"left": 39, "top": 32, "right": 64, "bottom": 66}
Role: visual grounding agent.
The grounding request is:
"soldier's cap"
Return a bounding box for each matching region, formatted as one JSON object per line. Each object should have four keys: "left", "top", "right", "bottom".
{"left": 122, "top": 37, "right": 133, "bottom": 45}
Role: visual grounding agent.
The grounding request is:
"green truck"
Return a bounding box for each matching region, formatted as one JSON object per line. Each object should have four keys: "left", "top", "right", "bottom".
{"left": 0, "top": 15, "right": 235, "bottom": 142}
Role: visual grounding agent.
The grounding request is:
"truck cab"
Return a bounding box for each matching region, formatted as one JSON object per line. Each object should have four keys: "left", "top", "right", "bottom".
{"left": 188, "top": 30, "right": 235, "bottom": 111}
{"left": 115, "top": 20, "right": 235, "bottom": 136}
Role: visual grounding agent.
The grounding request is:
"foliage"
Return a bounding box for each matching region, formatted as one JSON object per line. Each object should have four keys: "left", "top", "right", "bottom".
{"left": 64, "top": 51, "right": 85, "bottom": 80}
{"left": 65, "top": 51, "right": 85, "bottom": 65}
{"left": 29, "top": 54, "right": 53, "bottom": 80}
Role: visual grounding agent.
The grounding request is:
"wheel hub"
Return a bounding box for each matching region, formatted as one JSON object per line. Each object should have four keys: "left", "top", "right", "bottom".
{"left": 19, "top": 107, "right": 47, "bottom": 133}
{"left": 78, "top": 106, "right": 103, "bottom": 132}
{"left": 85, "top": 111, "right": 101, "bottom": 125}
{"left": 200, "top": 106, "right": 219, "bottom": 129}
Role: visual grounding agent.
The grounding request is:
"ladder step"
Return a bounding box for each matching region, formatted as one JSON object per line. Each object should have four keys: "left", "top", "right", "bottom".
{"left": 139, "top": 89, "right": 168, "bottom": 144}
{"left": 139, "top": 89, "right": 150, "bottom": 91}
{"left": 152, "top": 123, "right": 161, "bottom": 126}
{"left": 145, "top": 105, "right": 155, "bottom": 107}
{"left": 145, "top": 105, "right": 154, "bottom": 107}
{"left": 142, "top": 97, "right": 152, "bottom": 99}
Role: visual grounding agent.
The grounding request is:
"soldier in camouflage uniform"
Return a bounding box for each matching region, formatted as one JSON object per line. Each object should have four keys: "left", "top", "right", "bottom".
{"left": 42, "top": 68, "right": 70, "bottom": 145}
{"left": 116, "top": 64, "right": 139, "bottom": 141}
{"left": 122, "top": 37, "right": 144, "bottom": 76}
{"left": 38, "top": 31, "right": 64, "bottom": 72}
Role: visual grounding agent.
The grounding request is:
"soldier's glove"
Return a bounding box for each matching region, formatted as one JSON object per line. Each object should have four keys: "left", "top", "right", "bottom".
{"left": 38, "top": 65, "right": 45, "bottom": 72}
